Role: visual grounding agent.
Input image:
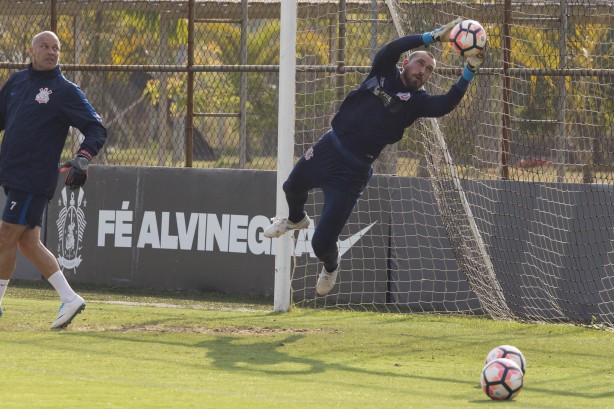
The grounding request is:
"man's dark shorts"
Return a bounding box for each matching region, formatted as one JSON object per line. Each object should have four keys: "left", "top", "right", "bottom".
{"left": 2, "top": 188, "right": 48, "bottom": 228}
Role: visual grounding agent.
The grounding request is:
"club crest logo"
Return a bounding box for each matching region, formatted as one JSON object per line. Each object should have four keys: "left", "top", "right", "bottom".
{"left": 396, "top": 92, "right": 411, "bottom": 101}
{"left": 56, "top": 188, "right": 86, "bottom": 272}
{"left": 35, "top": 87, "right": 52, "bottom": 104}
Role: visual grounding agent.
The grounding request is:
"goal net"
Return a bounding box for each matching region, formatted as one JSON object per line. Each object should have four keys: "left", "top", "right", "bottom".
{"left": 286, "top": 0, "right": 614, "bottom": 327}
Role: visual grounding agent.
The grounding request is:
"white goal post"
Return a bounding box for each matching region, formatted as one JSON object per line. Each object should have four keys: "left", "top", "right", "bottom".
{"left": 273, "top": 0, "right": 297, "bottom": 312}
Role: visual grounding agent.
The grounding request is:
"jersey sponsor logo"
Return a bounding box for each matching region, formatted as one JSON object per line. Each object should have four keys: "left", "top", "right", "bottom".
{"left": 35, "top": 87, "right": 52, "bottom": 104}
{"left": 396, "top": 92, "right": 411, "bottom": 101}
{"left": 95, "top": 201, "right": 377, "bottom": 258}
{"left": 56, "top": 187, "right": 86, "bottom": 272}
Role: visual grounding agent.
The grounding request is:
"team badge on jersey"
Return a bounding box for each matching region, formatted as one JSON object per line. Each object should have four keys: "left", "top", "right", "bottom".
{"left": 35, "top": 87, "right": 52, "bottom": 104}
{"left": 396, "top": 92, "right": 411, "bottom": 101}
{"left": 304, "top": 146, "right": 314, "bottom": 160}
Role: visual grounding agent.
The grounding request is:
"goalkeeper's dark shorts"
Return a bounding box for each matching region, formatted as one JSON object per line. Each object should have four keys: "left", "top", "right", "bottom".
{"left": 283, "top": 130, "right": 373, "bottom": 258}
{"left": 2, "top": 188, "right": 47, "bottom": 228}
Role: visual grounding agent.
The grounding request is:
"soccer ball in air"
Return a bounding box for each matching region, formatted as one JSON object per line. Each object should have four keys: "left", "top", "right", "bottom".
{"left": 485, "top": 344, "right": 526, "bottom": 374}
{"left": 449, "top": 19, "right": 487, "bottom": 56}
{"left": 481, "top": 358, "right": 524, "bottom": 400}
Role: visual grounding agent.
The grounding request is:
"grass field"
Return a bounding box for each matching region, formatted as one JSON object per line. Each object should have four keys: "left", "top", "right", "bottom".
{"left": 2, "top": 280, "right": 614, "bottom": 409}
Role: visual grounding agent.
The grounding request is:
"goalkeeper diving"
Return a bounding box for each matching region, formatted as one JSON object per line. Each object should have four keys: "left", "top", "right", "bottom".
{"left": 265, "top": 18, "right": 485, "bottom": 296}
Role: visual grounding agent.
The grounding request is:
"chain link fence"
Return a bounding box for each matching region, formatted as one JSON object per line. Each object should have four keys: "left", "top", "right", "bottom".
{"left": 0, "top": 1, "right": 612, "bottom": 180}
{"left": 0, "top": 0, "right": 284, "bottom": 168}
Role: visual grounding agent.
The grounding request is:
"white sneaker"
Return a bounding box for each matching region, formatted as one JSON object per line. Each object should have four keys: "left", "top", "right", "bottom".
{"left": 316, "top": 260, "right": 340, "bottom": 296}
{"left": 51, "top": 295, "right": 86, "bottom": 330}
{"left": 263, "top": 213, "right": 311, "bottom": 238}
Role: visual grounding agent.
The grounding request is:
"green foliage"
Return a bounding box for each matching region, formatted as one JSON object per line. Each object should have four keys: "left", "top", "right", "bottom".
{"left": 1, "top": 5, "right": 613, "bottom": 171}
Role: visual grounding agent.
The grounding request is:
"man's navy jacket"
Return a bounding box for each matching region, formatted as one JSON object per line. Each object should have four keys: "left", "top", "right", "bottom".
{"left": 0, "top": 64, "right": 106, "bottom": 199}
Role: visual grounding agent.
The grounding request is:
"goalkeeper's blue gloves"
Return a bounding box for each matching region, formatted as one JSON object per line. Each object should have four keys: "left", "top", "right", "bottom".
{"left": 422, "top": 17, "right": 463, "bottom": 44}
{"left": 60, "top": 149, "right": 92, "bottom": 190}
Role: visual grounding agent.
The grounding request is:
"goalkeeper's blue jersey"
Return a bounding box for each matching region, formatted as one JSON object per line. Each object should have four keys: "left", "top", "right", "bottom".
{"left": 331, "top": 34, "right": 469, "bottom": 165}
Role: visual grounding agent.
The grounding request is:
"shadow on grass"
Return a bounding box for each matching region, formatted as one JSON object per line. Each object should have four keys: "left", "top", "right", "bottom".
{"left": 58, "top": 324, "right": 470, "bottom": 388}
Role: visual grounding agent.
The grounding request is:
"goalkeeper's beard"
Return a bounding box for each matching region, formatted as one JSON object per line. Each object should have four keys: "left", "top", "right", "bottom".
{"left": 405, "top": 74, "right": 424, "bottom": 92}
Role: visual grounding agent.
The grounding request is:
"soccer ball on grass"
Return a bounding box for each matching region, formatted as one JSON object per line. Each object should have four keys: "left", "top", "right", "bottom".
{"left": 481, "top": 358, "right": 524, "bottom": 400}
{"left": 449, "top": 19, "right": 487, "bottom": 56}
{"left": 485, "top": 344, "right": 527, "bottom": 374}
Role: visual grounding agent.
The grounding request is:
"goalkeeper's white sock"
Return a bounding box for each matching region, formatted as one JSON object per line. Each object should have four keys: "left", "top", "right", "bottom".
{"left": 48, "top": 271, "right": 78, "bottom": 303}
{"left": 0, "top": 279, "right": 9, "bottom": 304}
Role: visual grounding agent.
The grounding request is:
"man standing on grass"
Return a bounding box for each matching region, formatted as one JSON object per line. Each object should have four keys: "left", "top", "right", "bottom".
{"left": 0, "top": 31, "right": 106, "bottom": 329}
{"left": 264, "top": 18, "right": 485, "bottom": 296}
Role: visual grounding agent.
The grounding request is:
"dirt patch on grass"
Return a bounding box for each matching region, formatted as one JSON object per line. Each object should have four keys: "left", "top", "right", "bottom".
{"left": 96, "top": 300, "right": 263, "bottom": 313}
{"left": 103, "top": 325, "right": 339, "bottom": 335}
